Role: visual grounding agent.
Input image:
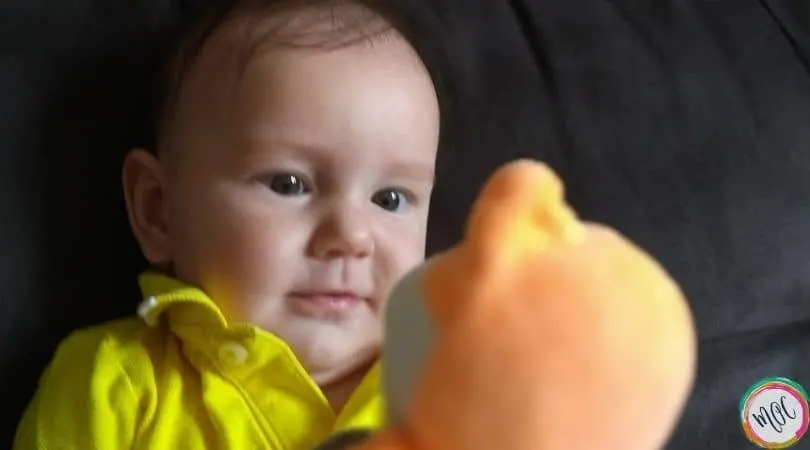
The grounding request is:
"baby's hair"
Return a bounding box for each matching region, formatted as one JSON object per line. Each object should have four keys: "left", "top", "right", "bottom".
{"left": 151, "top": 0, "right": 420, "bottom": 154}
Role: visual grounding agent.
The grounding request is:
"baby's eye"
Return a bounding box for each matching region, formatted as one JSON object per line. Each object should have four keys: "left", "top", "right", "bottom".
{"left": 264, "top": 173, "right": 311, "bottom": 196}
{"left": 372, "top": 188, "right": 409, "bottom": 212}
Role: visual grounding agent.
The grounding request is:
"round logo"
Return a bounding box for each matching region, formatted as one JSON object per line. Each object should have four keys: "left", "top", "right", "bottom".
{"left": 740, "top": 377, "right": 809, "bottom": 448}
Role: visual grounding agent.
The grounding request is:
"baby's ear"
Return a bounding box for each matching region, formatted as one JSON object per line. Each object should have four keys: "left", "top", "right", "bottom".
{"left": 121, "top": 148, "right": 172, "bottom": 265}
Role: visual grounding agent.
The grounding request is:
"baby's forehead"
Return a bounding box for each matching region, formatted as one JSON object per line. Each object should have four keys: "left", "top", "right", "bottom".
{"left": 157, "top": 1, "right": 400, "bottom": 154}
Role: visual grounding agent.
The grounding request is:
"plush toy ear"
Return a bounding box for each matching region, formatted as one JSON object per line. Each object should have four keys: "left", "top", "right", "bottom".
{"left": 464, "top": 159, "right": 585, "bottom": 269}
{"left": 422, "top": 160, "right": 585, "bottom": 324}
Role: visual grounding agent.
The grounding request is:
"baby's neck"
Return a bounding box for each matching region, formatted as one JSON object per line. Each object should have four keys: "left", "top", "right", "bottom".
{"left": 320, "top": 357, "right": 377, "bottom": 413}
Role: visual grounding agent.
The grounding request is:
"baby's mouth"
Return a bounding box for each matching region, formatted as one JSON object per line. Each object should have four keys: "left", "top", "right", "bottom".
{"left": 287, "top": 290, "right": 365, "bottom": 318}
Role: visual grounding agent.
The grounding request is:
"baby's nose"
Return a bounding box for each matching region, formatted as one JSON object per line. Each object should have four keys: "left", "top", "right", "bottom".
{"left": 309, "top": 207, "right": 374, "bottom": 259}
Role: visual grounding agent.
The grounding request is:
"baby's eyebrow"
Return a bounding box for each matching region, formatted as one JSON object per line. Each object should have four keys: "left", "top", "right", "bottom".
{"left": 387, "top": 161, "right": 435, "bottom": 183}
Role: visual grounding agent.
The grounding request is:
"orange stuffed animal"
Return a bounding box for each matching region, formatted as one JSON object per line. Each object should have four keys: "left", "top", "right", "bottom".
{"left": 319, "top": 159, "right": 697, "bottom": 450}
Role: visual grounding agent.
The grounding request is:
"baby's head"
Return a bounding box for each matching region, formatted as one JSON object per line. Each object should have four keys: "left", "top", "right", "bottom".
{"left": 122, "top": 0, "right": 438, "bottom": 396}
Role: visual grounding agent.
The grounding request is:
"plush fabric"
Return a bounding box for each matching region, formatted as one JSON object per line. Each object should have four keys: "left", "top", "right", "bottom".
{"left": 0, "top": 1, "right": 808, "bottom": 448}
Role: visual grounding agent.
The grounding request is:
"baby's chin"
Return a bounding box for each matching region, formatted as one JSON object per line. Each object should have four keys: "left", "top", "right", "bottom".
{"left": 273, "top": 316, "right": 382, "bottom": 384}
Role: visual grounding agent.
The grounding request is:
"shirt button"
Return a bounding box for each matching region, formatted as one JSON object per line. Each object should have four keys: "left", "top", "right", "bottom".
{"left": 218, "top": 341, "right": 249, "bottom": 366}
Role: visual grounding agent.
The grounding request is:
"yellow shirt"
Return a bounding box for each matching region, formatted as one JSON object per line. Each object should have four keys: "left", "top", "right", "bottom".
{"left": 14, "top": 272, "right": 384, "bottom": 449}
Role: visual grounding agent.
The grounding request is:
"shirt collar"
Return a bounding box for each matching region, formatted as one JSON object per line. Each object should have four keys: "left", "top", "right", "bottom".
{"left": 135, "top": 271, "right": 305, "bottom": 380}
{"left": 134, "top": 271, "right": 384, "bottom": 430}
{"left": 136, "top": 271, "right": 230, "bottom": 328}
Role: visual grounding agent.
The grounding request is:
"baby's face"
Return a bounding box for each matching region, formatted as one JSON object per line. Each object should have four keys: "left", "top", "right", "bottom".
{"left": 163, "top": 33, "right": 439, "bottom": 382}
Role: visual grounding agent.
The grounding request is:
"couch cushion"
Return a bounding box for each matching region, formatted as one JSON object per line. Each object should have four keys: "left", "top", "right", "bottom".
{"left": 0, "top": 1, "right": 178, "bottom": 445}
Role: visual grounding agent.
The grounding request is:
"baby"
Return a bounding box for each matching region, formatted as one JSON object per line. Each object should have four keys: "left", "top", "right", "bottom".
{"left": 14, "top": 0, "right": 439, "bottom": 449}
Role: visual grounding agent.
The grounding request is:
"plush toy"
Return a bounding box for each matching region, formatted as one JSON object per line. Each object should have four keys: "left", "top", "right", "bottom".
{"left": 318, "top": 159, "right": 697, "bottom": 450}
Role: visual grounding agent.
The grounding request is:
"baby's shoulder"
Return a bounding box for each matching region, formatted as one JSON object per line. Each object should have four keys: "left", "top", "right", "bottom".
{"left": 49, "top": 317, "right": 176, "bottom": 386}
{"left": 16, "top": 319, "right": 181, "bottom": 448}
{"left": 57, "top": 317, "right": 166, "bottom": 357}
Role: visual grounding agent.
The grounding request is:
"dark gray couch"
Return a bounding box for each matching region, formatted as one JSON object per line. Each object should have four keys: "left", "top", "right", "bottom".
{"left": 2, "top": 1, "right": 808, "bottom": 448}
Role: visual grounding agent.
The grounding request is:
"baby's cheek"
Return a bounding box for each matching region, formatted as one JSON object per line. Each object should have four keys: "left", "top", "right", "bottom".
{"left": 220, "top": 218, "right": 302, "bottom": 281}
{"left": 191, "top": 214, "right": 298, "bottom": 306}
{"left": 377, "top": 214, "right": 427, "bottom": 269}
